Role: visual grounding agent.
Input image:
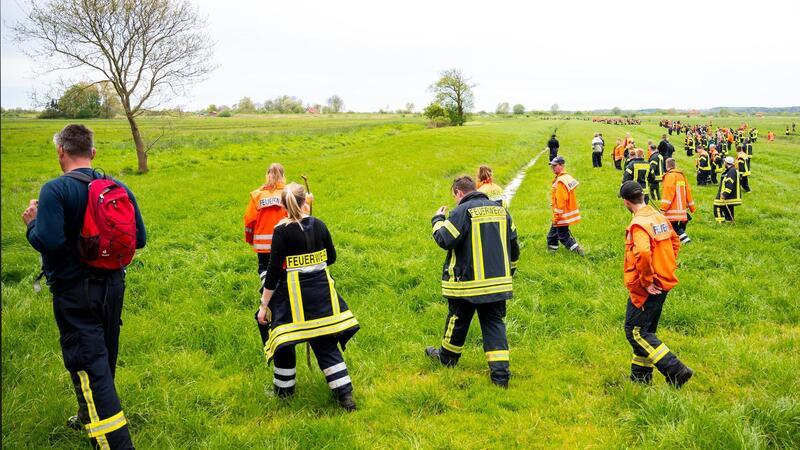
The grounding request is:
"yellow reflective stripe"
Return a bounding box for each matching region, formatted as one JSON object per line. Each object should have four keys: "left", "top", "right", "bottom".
{"left": 287, "top": 271, "right": 305, "bottom": 322}
{"left": 443, "top": 315, "right": 457, "bottom": 344}
{"left": 442, "top": 284, "right": 513, "bottom": 298}
{"left": 499, "top": 217, "right": 510, "bottom": 276}
{"left": 443, "top": 220, "right": 460, "bottom": 238}
{"left": 78, "top": 371, "right": 110, "bottom": 450}
{"left": 650, "top": 343, "right": 670, "bottom": 364}
{"left": 471, "top": 222, "right": 484, "bottom": 280}
{"left": 510, "top": 260, "right": 518, "bottom": 269}
{"left": 631, "top": 355, "right": 654, "bottom": 367}
{"left": 632, "top": 327, "right": 655, "bottom": 354}
{"left": 441, "top": 276, "right": 512, "bottom": 289}
{"left": 433, "top": 221, "right": 445, "bottom": 232}
{"left": 471, "top": 215, "right": 506, "bottom": 223}
{"left": 447, "top": 249, "right": 456, "bottom": 279}
{"left": 264, "top": 312, "right": 359, "bottom": 360}
{"left": 485, "top": 350, "right": 509, "bottom": 362}
{"left": 326, "top": 268, "right": 340, "bottom": 316}
{"left": 441, "top": 340, "right": 463, "bottom": 354}
{"left": 85, "top": 411, "right": 127, "bottom": 438}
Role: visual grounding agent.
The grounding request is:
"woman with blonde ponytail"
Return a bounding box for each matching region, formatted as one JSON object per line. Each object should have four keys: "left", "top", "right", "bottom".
{"left": 476, "top": 165, "right": 506, "bottom": 207}
{"left": 257, "top": 183, "right": 359, "bottom": 411}
{"left": 244, "top": 163, "right": 297, "bottom": 347}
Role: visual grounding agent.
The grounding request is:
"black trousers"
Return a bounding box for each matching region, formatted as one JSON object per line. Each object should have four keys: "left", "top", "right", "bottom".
{"left": 624, "top": 293, "right": 685, "bottom": 382}
{"left": 614, "top": 159, "right": 622, "bottom": 170}
{"left": 710, "top": 170, "right": 719, "bottom": 185}
{"left": 53, "top": 272, "right": 134, "bottom": 449}
{"left": 686, "top": 147, "right": 693, "bottom": 157}
{"left": 714, "top": 204, "right": 735, "bottom": 223}
{"left": 438, "top": 299, "right": 510, "bottom": 384}
{"left": 272, "top": 336, "right": 353, "bottom": 396}
{"left": 741, "top": 176, "right": 750, "bottom": 192}
{"left": 547, "top": 224, "right": 578, "bottom": 251}
{"left": 670, "top": 221, "right": 690, "bottom": 243}
{"left": 697, "top": 170, "right": 710, "bottom": 185}
{"left": 256, "top": 253, "right": 271, "bottom": 346}
{"left": 591, "top": 152, "right": 603, "bottom": 168}
{"left": 549, "top": 148, "right": 558, "bottom": 162}
{"left": 649, "top": 182, "right": 660, "bottom": 205}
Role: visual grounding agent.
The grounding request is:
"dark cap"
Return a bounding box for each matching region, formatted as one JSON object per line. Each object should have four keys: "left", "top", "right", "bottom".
{"left": 619, "top": 181, "right": 643, "bottom": 200}
{"left": 549, "top": 156, "right": 565, "bottom": 166}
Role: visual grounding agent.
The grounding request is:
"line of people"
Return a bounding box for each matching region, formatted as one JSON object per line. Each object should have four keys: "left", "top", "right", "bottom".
{"left": 23, "top": 123, "right": 712, "bottom": 448}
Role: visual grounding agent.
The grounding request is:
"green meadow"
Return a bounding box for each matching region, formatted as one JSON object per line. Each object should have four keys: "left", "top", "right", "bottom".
{"left": 2, "top": 114, "right": 799, "bottom": 448}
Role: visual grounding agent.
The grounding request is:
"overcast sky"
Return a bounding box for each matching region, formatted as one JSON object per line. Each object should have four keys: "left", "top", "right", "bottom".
{"left": 2, "top": 0, "right": 799, "bottom": 112}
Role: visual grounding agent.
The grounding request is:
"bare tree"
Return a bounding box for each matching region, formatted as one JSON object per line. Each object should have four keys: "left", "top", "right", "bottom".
{"left": 429, "top": 68, "right": 475, "bottom": 126}
{"left": 12, "top": 0, "right": 215, "bottom": 173}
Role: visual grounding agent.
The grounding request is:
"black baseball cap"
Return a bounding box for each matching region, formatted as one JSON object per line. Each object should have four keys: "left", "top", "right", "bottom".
{"left": 619, "top": 181, "right": 643, "bottom": 200}
{"left": 549, "top": 156, "right": 565, "bottom": 166}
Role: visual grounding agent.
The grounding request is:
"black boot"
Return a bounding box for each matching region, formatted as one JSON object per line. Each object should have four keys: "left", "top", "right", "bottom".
{"left": 335, "top": 390, "right": 357, "bottom": 412}
{"left": 271, "top": 385, "right": 295, "bottom": 399}
{"left": 666, "top": 366, "right": 694, "bottom": 389}
{"left": 424, "top": 346, "right": 440, "bottom": 361}
{"left": 66, "top": 415, "right": 84, "bottom": 431}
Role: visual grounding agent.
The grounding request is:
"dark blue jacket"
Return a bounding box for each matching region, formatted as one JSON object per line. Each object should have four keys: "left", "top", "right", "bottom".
{"left": 26, "top": 168, "right": 146, "bottom": 291}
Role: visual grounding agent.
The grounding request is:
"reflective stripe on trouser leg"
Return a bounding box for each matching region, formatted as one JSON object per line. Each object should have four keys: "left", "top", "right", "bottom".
{"left": 76, "top": 371, "right": 129, "bottom": 449}
{"left": 477, "top": 301, "right": 510, "bottom": 383}
{"left": 273, "top": 366, "right": 297, "bottom": 388}
{"left": 308, "top": 336, "right": 353, "bottom": 394}
{"left": 439, "top": 299, "right": 477, "bottom": 365}
{"left": 272, "top": 345, "right": 297, "bottom": 395}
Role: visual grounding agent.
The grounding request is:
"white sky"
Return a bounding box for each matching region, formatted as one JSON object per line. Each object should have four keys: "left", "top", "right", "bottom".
{"left": 2, "top": 0, "right": 799, "bottom": 112}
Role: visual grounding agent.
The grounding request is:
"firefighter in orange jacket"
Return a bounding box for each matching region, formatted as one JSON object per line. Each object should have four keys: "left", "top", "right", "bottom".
{"left": 613, "top": 139, "right": 625, "bottom": 170}
{"left": 244, "top": 163, "right": 312, "bottom": 345}
{"left": 660, "top": 158, "right": 696, "bottom": 244}
{"left": 548, "top": 156, "right": 584, "bottom": 255}
{"left": 619, "top": 181, "right": 694, "bottom": 387}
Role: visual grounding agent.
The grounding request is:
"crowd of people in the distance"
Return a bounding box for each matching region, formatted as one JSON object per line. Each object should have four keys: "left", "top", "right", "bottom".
{"left": 592, "top": 117, "right": 642, "bottom": 125}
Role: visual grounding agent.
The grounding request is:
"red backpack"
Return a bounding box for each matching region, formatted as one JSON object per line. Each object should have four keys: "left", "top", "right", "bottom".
{"left": 63, "top": 171, "right": 137, "bottom": 270}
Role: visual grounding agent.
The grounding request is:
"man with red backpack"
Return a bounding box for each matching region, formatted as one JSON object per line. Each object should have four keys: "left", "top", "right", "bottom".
{"left": 23, "top": 124, "right": 145, "bottom": 449}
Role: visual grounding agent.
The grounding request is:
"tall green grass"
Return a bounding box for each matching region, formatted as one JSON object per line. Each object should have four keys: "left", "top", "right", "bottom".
{"left": 2, "top": 114, "right": 799, "bottom": 448}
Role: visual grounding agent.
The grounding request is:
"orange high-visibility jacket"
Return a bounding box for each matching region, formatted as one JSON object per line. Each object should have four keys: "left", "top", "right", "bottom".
{"left": 614, "top": 144, "right": 625, "bottom": 161}
{"left": 244, "top": 183, "right": 287, "bottom": 253}
{"left": 551, "top": 172, "right": 581, "bottom": 226}
{"left": 660, "top": 169, "right": 696, "bottom": 222}
{"left": 624, "top": 205, "right": 680, "bottom": 308}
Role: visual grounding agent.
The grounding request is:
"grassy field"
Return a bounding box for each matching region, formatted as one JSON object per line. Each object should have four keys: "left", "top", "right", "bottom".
{"left": 2, "top": 113, "right": 799, "bottom": 448}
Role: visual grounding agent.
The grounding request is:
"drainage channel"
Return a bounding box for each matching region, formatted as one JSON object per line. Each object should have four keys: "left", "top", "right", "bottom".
{"left": 503, "top": 148, "right": 548, "bottom": 207}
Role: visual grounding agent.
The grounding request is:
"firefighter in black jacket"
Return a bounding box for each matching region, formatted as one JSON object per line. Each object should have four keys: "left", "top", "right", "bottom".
{"left": 709, "top": 145, "right": 723, "bottom": 185}
{"left": 426, "top": 176, "right": 520, "bottom": 388}
{"left": 736, "top": 145, "right": 751, "bottom": 192}
{"left": 696, "top": 148, "right": 712, "bottom": 185}
{"left": 623, "top": 148, "right": 651, "bottom": 203}
{"left": 648, "top": 147, "right": 666, "bottom": 204}
{"left": 714, "top": 157, "right": 742, "bottom": 223}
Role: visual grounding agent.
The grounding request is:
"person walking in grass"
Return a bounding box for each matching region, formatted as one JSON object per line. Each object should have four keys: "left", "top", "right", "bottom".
{"left": 623, "top": 148, "right": 651, "bottom": 204}
{"left": 476, "top": 165, "right": 506, "bottom": 207}
{"left": 23, "top": 124, "right": 146, "bottom": 449}
{"left": 713, "top": 156, "right": 742, "bottom": 224}
{"left": 660, "top": 158, "right": 696, "bottom": 244}
{"left": 547, "top": 156, "right": 584, "bottom": 255}
{"left": 244, "top": 163, "right": 313, "bottom": 347}
{"left": 647, "top": 144, "right": 666, "bottom": 203}
{"left": 736, "top": 145, "right": 751, "bottom": 192}
{"left": 613, "top": 138, "right": 625, "bottom": 170}
{"left": 619, "top": 181, "right": 694, "bottom": 388}
{"left": 547, "top": 133, "right": 560, "bottom": 161}
{"left": 591, "top": 132, "right": 604, "bottom": 168}
{"left": 426, "top": 176, "right": 520, "bottom": 388}
{"left": 258, "top": 183, "right": 359, "bottom": 410}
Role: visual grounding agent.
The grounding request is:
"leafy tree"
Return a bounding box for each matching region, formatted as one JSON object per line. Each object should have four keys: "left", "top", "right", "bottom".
{"left": 423, "top": 102, "right": 449, "bottom": 127}
{"left": 206, "top": 104, "right": 218, "bottom": 113}
{"left": 405, "top": 102, "right": 415, "bottom": 113}
{"left": 38, "top": 98, "right": 63, "bottom": 118}
{"left": 235, "top": 96, "right": 256, "bottom": 113}
{"left": 58, "top": 82, "right": 101, "bottom": 118}
{"left": 550, "top": 103, "right": 559, "bottom": 115}
{"left": 13, "top": 0, "right": 215, "bottom": 173}
{"left": 496, "top": 102, "right": 510, "bottom": 114}
{"left": 263, "top": 96, "right": 305, "bottom": 114}
{"left": 611, "top": 106, "right": 621, "bottom": 115}
{"left": 513, "top": 104, "right": 525, "bottom": 115}
{"left": 98, "top": 81, "right": 122, "bottom": 118}
{"left": 429, "top": 68, "right": 475, "bottom": 126}
{"left": 326, "top": 95, "right": 344, "bottom": 113}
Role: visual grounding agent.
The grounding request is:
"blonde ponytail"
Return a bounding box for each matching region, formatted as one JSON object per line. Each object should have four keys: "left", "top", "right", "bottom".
{"left": 278, "top": 183, "right": 307, "bottom": 227}
{"left": 265, "top": 163, "right": 286, "bottom": 188}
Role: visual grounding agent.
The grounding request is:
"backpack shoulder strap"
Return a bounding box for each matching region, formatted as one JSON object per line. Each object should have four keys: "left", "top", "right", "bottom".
{"left": 62, "top": 171, "right": 95, "bottom": 184}
{"left": 303, "top": 217, "right": 316, "bottom": 252}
